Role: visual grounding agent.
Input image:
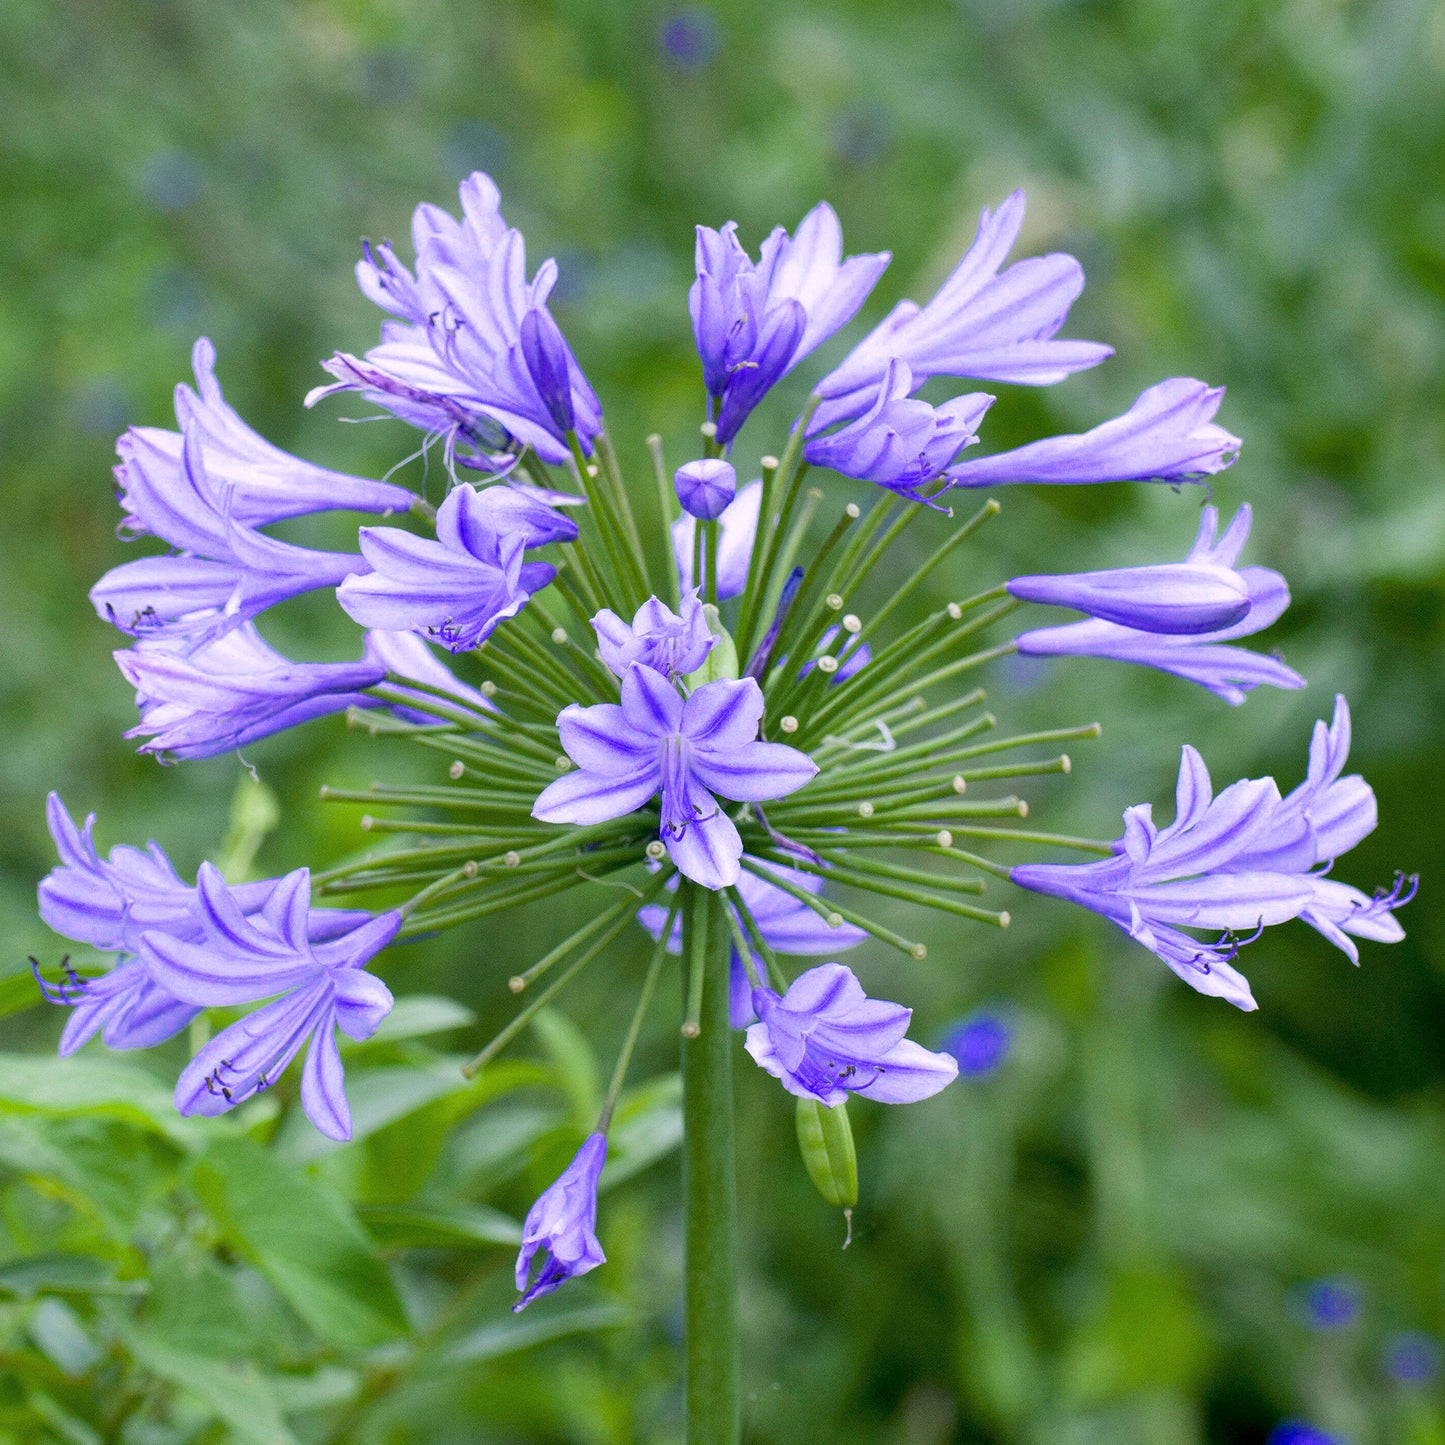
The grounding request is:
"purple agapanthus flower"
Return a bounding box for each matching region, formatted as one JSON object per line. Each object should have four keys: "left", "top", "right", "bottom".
{"left": 691, "top": 203, "right": 889, "bottom": 444}
{"left": 674, "top": 478, "right": 761, "bottom": 599}
{"left": 1385, "top": 1332, "right": 1441, "bottom": 1386}
{"left": 1014, "top": 504, "right": 1304, "bottom": 704}
{"left": 35, "top": 796, "right": 374, "bottom": 1060}
{"left": 337, "top": 482, "right": 574, "bottom": 651}
{"left": 638, "top": 860, "right": 866, "bottom": 1027}
{"left": 532, "top": 662, "right": 817, "bottom": 888}
{"left": 514, "top": 1132, "right": 607, "bottom": 1310}
{"left": 804, "top": 358, "right": 992, "bottom": 502}
{"left": 116, "top": 338, "right": 415, "bottom": 534}
{"left": 745, "top": 963, "right": 959, "bottom": 1105}
{"left": 91, "top": 424, "right": 364, "bottom": 648}
{"left": 115, "top": 624, "right": 386, "bottom": 761}
{"left": 592, "top": 592, "right": 715, "bottom": 680}
{"left": 674, "top": 457, "right": 737, "bottom": 519}
{"left": 308, "top": 172, "right": 601, "bottom": 467}
{"left": 813, "top": 190, "right": 1112, "bottom": 429}
{"left": 945, "top": 378, "right": 1240, "bottom": 489}
{"left": 1224, "top": 695, "right": 1413, "bottom": 962}
{"left": 142, "top": 866, "right": 399, "bottom": 1141}
{"left": 1012, "top": 748, "right": 1317, "bottom": 1010}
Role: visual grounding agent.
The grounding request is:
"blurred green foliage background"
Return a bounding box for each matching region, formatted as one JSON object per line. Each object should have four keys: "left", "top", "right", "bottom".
{"left": 1, "top": 0, "right": 1443, "bottom": 1440}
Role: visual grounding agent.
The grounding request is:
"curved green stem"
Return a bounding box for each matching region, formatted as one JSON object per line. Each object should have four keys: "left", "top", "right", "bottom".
{"left": 680, "top": 884, "right": 740, "bottom": 1444}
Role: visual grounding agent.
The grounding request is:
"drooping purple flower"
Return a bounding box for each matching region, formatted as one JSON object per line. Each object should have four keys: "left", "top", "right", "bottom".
{"left": 945, "top": 378, "right": 1240, "bottom": 489}
{"left": 592, "top": 592, "right": 715, "bottom": 680}
{"left": 33, "top": 956, "right": 201, "bottom": 1058}
{"left": 1224, "top": 695, "right": 1413, "bottom": 963}
{"left": 813, "top": 190, "right": 1112, "bottom": 429}
{"left": 363, "top": 629, "right": 496, "bottom": 722}
{"left": 1012, "top": 747, "right": 1320, "bottom": 1011}
{"left": 308, "top": 173, "right": 601, "bottom": 467}
{"left": 336, "top": 482, "right": 572, "bottom": 652}
{"left": 116, "top": 338, "right": 416, "bottom": 534}
{"left": 674, "top": 478, "right": 761, "bottom": 599}
{"left": 804, "top": 358, "right": 992, "bottom": 502}
{"left": 691, "top": 204, "right": 889, "bottom": 445}
{"left": 674, "top": 457, "right": 737, "bottom": 520}
{"left": 745, "top": 963, "right": 959, "bottom": 1106}
{"left": 142, "top": 866, "right": 398, "bottom": 1141}
{"left": 637, "top": 860, "right": 866, "bottom": 1027}
{"left": 514, "top": 1132, "right": 607, "bottom": 1311}
{"left": 115, "top": 624, "right": 386, "bottom": 761}
{"left": 1014, "top": 505, "right": 1304, "bottom": 704}
{"left": 532, "top": 662, "right": 817, "bottom": 888}
{"left": 941, "top": 1011, "right": 1013, "bottom": 1078}
{"left": 91, "top": 424, "right": 365, "bottom": 648}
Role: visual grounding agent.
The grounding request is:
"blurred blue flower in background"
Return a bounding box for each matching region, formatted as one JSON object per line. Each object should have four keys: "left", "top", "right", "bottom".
{"left": 940, "top": 1011, "right": 1013, "bottom": 1078}
{"left": 1266, "top": 1424, "right": 1343, "bottom": 1445}
{"left": 1301, "top": 1276, "right": 1361, "bottom": 1331}
{"left": 1384, "top": 1330, "right": 1441, "bottom": 1386}
{"left": 659, "top": 8, "right": 721, "bottom": 70}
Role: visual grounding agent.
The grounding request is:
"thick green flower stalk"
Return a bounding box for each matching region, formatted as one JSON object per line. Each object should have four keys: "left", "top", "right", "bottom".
{"left": 33, "top": 174, "right": 1410, "bottom": 1444}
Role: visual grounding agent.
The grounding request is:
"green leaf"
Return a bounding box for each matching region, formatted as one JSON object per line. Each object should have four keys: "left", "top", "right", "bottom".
{"left": 0, "top": 1254, "right": 147, "bottom": 1300}
{"left": 441, "top": 1301, "right": 631, "bottom": 1366}
{"left": 353, "top": 994, "right": 476, "bottom": 1048}
{"left": 601, "top": 1073, "right": 683, "bottom": 1190}
{"left": 188, "top": 1135, "right": 408, "bottom": 1349}
{"left": 530, "top": 1009, "right": 600, "bottom": 1127}
{"left": 0, "top": 1052, "right": 212, "bottom": 1148}
{"left": 358, "top": 1202, "right": 523, "bottom": 1250}
{"left": 25, "top": 1298, "right": 100, "bottom": 1376}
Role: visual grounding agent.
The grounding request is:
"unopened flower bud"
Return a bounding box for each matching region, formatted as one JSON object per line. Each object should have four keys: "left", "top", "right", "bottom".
{"left": 674, "top": 458, "right": 737, "bottom": 520}
{"left": 796, "top": 1096, "right": 858, "bottom": 1209}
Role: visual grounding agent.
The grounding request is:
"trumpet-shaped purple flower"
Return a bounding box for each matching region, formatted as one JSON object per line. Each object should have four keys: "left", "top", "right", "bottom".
{"left": 673, "top": 478, "right": 761, "bottom": 599}
{"left": 804, "top": 358, "right": 992, "bottom": 502}
{"left": 813, "top": 191, "right": 1112, "bottom": 429}
{"left": 638, "top": 860, "right": 866, "bottom": 1026}
{"left": 337, "top": 482, "right": 573, "bottom": 651}
{"left": 514, "top": 1132, "right": 607, "bottom": 1310}
{"left": 142, "top": 866, "right": 398, "bottom": 1140}
{"left": 93, "top": 419, "right": 364, "bottom": 647}
{"left": 116, "top": 338, "right": 415, "bottom": 535}
{"left": 116, "top": 624, "right": 386, "bottom": 761}
{"left": 532, "top": 662, "right": 817, "bottom": 888}
{"left": 745, "top": 963, "right": 959, "bottom": 1106}
{"left": 691, "top": 203, "right": 889, "bottom": 445}
{"left": 35, "top": 797, "right": 372, "bottom": 1059}
{"left": 308, "top": 172, "right": 601, "bottom": 467}
{"left": 945, "top": 378, "right": 1240, "bottom": 489}
{"left": 592, "top": 592, "right": 715, "bottom": 680}
{"left": 674, "top": 457, "right": 737, "bottom": 519}
{"left": 1014, "top": 505, "right": 1304, "bottom": 704}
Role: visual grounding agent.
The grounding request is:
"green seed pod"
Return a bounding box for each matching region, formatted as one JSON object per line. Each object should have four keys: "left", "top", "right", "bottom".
{"left": 795, "top": 1095, "right": 858, "bottom": 1209}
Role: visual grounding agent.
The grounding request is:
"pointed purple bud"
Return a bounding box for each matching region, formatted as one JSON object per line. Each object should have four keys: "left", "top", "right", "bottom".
{"left": 674, "top": 458, "right": 737, "bottom": 520}
{"left": 520, "top": 306, "right": 576, "bottom": 434}
{"left": 514, "top": 1133, "right": 607, "bottom": 1310}
{"left": 1008, "top": 562, "right": 1252, "bottom": 634}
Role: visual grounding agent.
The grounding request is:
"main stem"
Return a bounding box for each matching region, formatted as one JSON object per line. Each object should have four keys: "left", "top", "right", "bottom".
{"left": 680, "top": 883, "right": 740, "bottom": 1444}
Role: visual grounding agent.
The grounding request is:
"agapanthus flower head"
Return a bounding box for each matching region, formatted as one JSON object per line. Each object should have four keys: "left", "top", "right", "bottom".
{"left": 337, "top": 482, "right": 573, "bottom": 651}
{"left": 803, "top": 358, "right": 992, "bottom": 503}
{"left": 141, "top": 865, "right": 399, "bottom": 1141}
{"left": 92, "top": 423, "right": 364, "bottom": 648}
{"left": 116, "top": 337, "right": 416, "bottom": 533}
{"left": 745, "top": 963, "right": 959, "bottom": 1106}
{"left": 593, "top": 592, "right": 715, "bottom": 680}
{"left": 691, "top": 204, "right": 889, "bottom": 445}
{"left": 115, "top": 624, "right": 386, "bottom": 761}
{"left": 813, "top": 190, "right": 1112, "bottom": 429}
{"left": 532, "top": 660, "right": 817, "bottom": 888}
{"left": 638, "top": 860, "right": 866, "bottom": 1027}
{"left": 941, "top": 1011, "right": 1013, "bottom": 1078}
{"left": 1014, "top": 504, "right": 1303, "bottom": 704}
{"left": 673, "top": 478, "right": 761, "bottom": 599}
{"left": 945, "top": 378, "right": 1240, "bottom": 490}
{"left": 674, "top": 457, "right": 737, "bottom": 519}
{"left": 310, "top": 172, "right": 601, "bottom": 466}
{"left": 514, "top": 1132, "right": 607, "bottom": 1310}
